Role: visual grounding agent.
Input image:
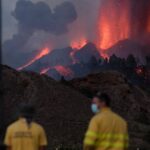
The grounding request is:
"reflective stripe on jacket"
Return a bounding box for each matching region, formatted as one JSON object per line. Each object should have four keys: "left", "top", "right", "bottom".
{"left": 84, "top": 107, "right": 129, "bottom": 150}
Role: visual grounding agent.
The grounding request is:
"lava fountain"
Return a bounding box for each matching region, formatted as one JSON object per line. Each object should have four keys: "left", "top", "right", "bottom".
{"left": 96, "top": 0, "right": 150, "bottom": 53}
{"left": 97, "top": 0, "right": 130, "bottom": 51}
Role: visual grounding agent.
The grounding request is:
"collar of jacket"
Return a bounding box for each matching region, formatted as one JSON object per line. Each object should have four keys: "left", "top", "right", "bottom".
{"left": 19, "top": 117, "right": 27, "bottom": 122}
{"left": 100, "top": 107, "right": 111, "bottom": 112}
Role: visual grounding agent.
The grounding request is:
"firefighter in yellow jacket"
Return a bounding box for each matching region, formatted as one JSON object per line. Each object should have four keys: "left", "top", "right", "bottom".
{"left": 4, "top": 104, "right": 48, "bottom": 150}
{"left": 84, "top": 93, "right": 129, "bottom": 150}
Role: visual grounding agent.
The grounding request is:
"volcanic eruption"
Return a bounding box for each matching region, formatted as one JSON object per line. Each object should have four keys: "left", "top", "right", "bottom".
{"left": 96, "top": 0, "right": 150, "bottom": 56}
{"left": 3, "top": 0, "right": 150, "bottom": 79}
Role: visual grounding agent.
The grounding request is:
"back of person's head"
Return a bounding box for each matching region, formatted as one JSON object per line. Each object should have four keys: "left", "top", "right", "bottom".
{"left": 95, "top": 92, "right": 111, "bottom": 107}
{"left": 19, "top": 103, "right": 36, "bottom": 124}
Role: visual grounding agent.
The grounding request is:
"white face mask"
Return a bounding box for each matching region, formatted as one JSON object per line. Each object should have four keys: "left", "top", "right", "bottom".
{"left": 91, "top": 104, "right": 100, "bottom": 114}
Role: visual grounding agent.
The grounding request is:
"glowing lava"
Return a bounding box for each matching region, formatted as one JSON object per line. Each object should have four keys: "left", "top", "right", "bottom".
{"left": 40, "top": 65, "right": 74, "bottom": 78}
{"left": 96, "top": 0, "right": 150, "bottom": 58}
{"left": 71, "top": 38, "right": 87, "bottom": 49}
{"left": 18, "top": 47, "right": 50, "bottom": 70}
{"left": 97, "top": 0, "right": 130, "bottom": 51}
{"left": 40, "top": 67, "right": 50, "bottom": 74}
{"left": 54, "top": 65, "right": 74, "bottom": 77}
{"left": 70, "top": 38, "right": 87, "bottom": 63}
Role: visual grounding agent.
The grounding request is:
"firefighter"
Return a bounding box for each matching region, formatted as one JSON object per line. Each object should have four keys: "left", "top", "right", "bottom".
{"left": 84, "top": 93, "right": 129, "bottom": 150}
{"left": 4, "top": 104, "right": 48, "bottom": 150}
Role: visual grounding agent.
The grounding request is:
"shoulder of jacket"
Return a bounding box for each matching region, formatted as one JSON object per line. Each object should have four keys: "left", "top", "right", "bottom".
{"left": 7, "top": 120, "right": 19, "bottom": 130}
{"left": 113, "top": 112, "right": 127, "bottom": 125}
{"left": 33, "top": 122, "right": 44, "bottom": 130}
{"left": 91, "top": 113, "right": 103, "bottom": 122}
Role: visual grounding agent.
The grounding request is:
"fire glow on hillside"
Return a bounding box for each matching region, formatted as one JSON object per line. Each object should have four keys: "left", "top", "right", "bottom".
{"left": 40, "top": 65, "right": 74, "bottom": 78}
{"left": 70, "top": 38, "right": 88, "bottom": 64}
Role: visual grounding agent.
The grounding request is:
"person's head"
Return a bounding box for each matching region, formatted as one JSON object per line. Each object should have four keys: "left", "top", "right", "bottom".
{"left": 91, "top": 92, "right": 111, "bottom": 113}
{"left": 19, "top": 103, "right": 36, "bottom": 121}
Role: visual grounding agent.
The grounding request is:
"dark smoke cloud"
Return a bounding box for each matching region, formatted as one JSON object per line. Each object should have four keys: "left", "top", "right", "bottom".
{"left": 130, "top": 0, "right": 150, "bottom": 37}
{"left": 12, "top": 0, "right": 77, "bottom": 35}
{"left": 3, "top": 0, "right": 77, "bottom": 67}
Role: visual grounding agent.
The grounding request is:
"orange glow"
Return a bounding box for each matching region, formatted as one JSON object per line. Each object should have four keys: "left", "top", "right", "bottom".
{"left": 40, "top": 65, "right": 74, "bottom": 77}
{"left": 40, "top": 67, "right": 50, "bottom": 74}
{"left": 70, "top": 38, "right": 87, "bottom": 64}
{"left": 100, "top": 51, "right": 109, "bottom": 59}
{"left": 71, "top": 38, "right": 87, "bottom": 49}
{"left": 54, "top": 65, "right": 74, "bottom": 77}
{"left": 148, "top": 15, "right": 150, "bottom": 32}
{"left": 18, "top": 47, "right": 50, "bottom": 70}
{"left": 136, "top": 67, "right": 144, "bottom": 76}
{"left": 97, "top": 0, "right": 130, "bottom": 51}
{"left": 136, "top": 68, "right": 143, "bottom": 74}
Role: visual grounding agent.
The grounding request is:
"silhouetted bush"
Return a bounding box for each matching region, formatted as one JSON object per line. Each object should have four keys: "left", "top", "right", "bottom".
{"left": 144, "top": 131, "right": 150, "bottom": 143}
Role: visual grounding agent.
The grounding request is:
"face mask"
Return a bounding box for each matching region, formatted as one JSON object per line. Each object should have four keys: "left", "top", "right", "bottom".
{"left": 91, "top": 104, "right": 100, "bottom": 114}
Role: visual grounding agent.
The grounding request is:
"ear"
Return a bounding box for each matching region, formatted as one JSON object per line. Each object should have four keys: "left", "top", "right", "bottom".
{"left": 97, "top": 100, "right": 101, "bottom": 107}
{"left": 101, "top": 101, "right": 106, "bottom": 106}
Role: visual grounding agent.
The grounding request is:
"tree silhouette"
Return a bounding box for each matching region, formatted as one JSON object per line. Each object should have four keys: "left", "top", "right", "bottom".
{"left": 146, "top": 56, "right": 150, "bottom": 67}
{"left": 109, "top": 54, "right": 126, "bottom": 70}
{"left": 88, "top": 56, "right": 98, "bottom": 70}
{"left": 98, "top": 58, "right": 102, "bottom": 65}
{"left": 109, "top": 54, "right": 119, "bottom": 68}
{"left": 126, "top": 54, "right": 137, "bottom": 69}
{"left": 103, "top": 58, "right": 108, "bottom": 65}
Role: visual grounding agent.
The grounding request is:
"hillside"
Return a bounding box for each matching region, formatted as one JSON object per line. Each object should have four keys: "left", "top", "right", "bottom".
{"left": 1, "top": 65, "right": 92, "bottom": 149}
{"left": 1, "top": 65, "right": 150, "bottom": 149}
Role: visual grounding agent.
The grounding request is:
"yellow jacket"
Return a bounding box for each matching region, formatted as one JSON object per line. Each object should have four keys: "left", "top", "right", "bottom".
{"left": 4, "top": 118, "right": 48, "bottom": 150}
{"left": 84, "top": 107, "right": 129, "bottom": 150}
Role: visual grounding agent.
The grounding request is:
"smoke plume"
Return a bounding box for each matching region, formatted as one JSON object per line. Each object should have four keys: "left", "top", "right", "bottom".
{"left": 3, "top": 0, "right": 77, "bottom": 67}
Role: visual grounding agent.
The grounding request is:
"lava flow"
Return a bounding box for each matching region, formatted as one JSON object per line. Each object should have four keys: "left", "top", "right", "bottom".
{"left": 70, "top": 38, "right": 87, "bottom": 49}
{"left": 40, "top": 65, "right": 74, "bottom": 78}
{"left": 40, "top": 67, "right": 50, "bottom": 74}
{"left": 54, "top": 65, "right": 74, "bottom": 77}
{"left": 70, "top": 38, "right": 87, "bottom": 64}
{"left": 18, "top": 47, "right": 50, "bottom": 70}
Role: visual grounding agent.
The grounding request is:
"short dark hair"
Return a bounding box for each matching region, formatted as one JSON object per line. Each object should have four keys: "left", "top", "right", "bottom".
{"left": 19, "top": 104, "right": 36, "bottom": 119}
{"left": 95, "top": 92, "right": 111, "bottom": 106}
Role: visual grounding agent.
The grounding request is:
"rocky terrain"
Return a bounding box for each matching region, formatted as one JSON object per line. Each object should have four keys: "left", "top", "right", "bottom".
{"left": 1, "top": 65, "right": 150, "bottom": 149}
{"left": 1, "top": 65, "right": 92, "bottom": 149}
